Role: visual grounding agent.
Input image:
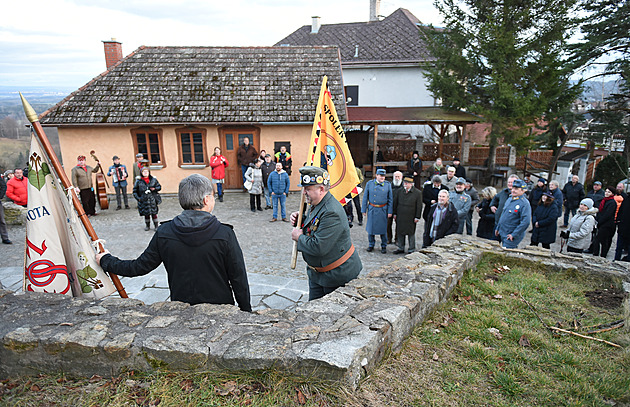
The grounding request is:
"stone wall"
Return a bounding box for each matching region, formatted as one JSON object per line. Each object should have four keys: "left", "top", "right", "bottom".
{"left": 1, "top": 236, "right": 628, "bottom": 387}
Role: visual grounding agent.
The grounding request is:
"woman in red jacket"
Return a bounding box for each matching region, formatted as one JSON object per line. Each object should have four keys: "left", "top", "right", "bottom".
{"left": 6, "top": 168, "right": 28, "bottom": 207}
{"left": 209, "top": 147, "right": 229, "bottom": 202}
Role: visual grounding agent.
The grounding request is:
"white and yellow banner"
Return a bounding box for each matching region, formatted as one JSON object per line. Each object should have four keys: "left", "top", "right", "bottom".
{"left": 24, "top": 135, "right": 115, "bottom": 299}
{"left": 308, "top": 76, "right": 360, "bottom": 204}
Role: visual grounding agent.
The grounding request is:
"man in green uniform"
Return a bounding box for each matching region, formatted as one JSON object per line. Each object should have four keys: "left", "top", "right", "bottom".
{"left": 291, "top": 166, "right": 362, "bottom": 300}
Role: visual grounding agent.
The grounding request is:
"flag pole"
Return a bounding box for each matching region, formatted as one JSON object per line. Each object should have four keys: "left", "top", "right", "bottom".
{"left": 290, "top": 77, "right": 328, "bottom": 269}
{"left": 20, "top": 93, "right": 128, "bottom": 298}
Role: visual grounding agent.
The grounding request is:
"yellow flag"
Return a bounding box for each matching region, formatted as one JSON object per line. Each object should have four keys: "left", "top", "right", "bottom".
{"left": 308, "top": 76, "right": 360, "bottom": 204}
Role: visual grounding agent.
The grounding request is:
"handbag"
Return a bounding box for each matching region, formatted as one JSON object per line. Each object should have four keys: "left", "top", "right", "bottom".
{"left": 244, "top": 180, "right": 253, "bottom": 191}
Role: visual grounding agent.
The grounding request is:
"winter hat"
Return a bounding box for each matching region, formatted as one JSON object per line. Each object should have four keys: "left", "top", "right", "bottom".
{"left": 580, "top": 198, "right": 594, "bottom": 209}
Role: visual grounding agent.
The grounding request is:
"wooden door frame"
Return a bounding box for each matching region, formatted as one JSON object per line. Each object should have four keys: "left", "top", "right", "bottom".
{"left": 218, "top": 126, "right": 261, "bottom": 189}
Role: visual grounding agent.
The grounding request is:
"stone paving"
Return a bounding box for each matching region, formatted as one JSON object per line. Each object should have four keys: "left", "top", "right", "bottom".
{"left": 0, "top": 190, "right": 622, "bottom": 310}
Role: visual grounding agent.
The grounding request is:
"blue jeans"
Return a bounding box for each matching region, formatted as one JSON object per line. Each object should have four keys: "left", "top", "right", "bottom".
{"left": 241, "top": 165, "right": 248, "bottom": 184}
{"left": 368, "top": 234, "right": 387, "bottom": 249}
{"left": 272, "top": 193, "right": 286, "bottom": 219}
{"left": 264, "top": 187, "right": 272, "bottom": 207}
{"left": 563, "top": 205, "right": 576, "bottom": 226}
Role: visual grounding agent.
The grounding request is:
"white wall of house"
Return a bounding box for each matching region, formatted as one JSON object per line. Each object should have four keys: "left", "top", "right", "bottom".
{"left": 342, "top": 65, "right": 436, "bottom": 140}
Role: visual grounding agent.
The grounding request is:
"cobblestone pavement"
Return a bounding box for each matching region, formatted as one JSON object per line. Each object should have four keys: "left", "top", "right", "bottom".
{"left": 0, "top": 190, "right": 622, "bottom": 310}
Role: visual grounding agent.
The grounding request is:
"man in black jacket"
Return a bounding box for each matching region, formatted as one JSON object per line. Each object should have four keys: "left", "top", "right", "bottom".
{"left": 423, "top": 189, "right": 458, "bottom": 248}
{"left": 96, "top": 174, "right": 251, "bottom": 311}
{"left": 422, "top": 175, "right": 448, "bottom": 221}
{"left": 561, "top": 174, "right": 585, "bottom": 227}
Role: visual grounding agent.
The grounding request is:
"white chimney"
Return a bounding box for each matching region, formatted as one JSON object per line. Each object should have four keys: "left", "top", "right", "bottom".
{"left": 369, "top": 0, "right": 381, "bottom": 21}
{"left": 311, "top": 16, "right": 321, "bottom": 34}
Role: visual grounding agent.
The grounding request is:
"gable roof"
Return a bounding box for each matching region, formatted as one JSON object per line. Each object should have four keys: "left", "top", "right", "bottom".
{"left": 275, "top": 8, "right": 431, "bottom": 65}
{"left": 40, "top": 46, "right": 346, "bottom": 125}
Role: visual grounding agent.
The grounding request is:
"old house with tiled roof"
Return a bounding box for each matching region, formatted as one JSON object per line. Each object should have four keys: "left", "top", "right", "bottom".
{"left": 276, "top": 6, "right": 436, "bottom": 140}
{"left": 40, "top": 43, "right": 346, "bottom": 193}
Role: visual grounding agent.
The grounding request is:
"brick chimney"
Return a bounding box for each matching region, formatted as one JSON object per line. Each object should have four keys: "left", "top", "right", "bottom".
{"left": 369, "top": 0, "right": 381, "bottom": 21}
{"left": 102, "top": 38, "right": 123, "bottom": 70}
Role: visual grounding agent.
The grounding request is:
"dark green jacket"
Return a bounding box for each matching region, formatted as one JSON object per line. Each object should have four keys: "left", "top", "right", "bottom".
{"left": 298, "top": 192, "right": 362, "bottom": 288}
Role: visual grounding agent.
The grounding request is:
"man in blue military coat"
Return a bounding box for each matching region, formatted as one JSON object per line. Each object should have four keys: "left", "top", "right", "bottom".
{"left": 362, "top": 168, "right": 393, "bottom": 253}
{"left": 291, "top": 166, "right": 362, "bottom": 300}
{"left": 496, "top": 179, "right": 532, "bottom": 248}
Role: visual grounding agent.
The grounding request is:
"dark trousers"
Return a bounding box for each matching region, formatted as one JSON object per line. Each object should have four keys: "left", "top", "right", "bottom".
{"left": 249, "top": 194, "right": 261, "bottom": 210}
{"left": 592, "top": 226, "right": 615, "bottom": 257}
{"left": 530, "top": 241, "right": 551, "bottom": 249}
{"left": 114, "top": 184, "right": 128, "bottom": 208}
{"left": 563, "top": 205, "right": 577, "bottom": 226}
{"left": 308, "top": 279, "right": 339, "bottom": 301}
{"left": 344, "top": 195, "right": 363, "bottom": 223}
{"left": 465, "top": 210, "right": 474, "bottom": 235}
{"left": 79, "top": 188, "right": 96, "bottom": 215}
{"left": 567, "top": 246, "right": 583, "bottom": 253}
{"left": 614, "top": 234, "right": 630, "bottom": 261}
{"left": 0, "top": 203, "right": 8, "bottom": 241}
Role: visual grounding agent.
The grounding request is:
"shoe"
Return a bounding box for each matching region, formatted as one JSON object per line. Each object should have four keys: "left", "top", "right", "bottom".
{"left": 116, "top": 206, "right": 122, "bottom": 210}
{"left": 560, "top": 225, "right": 568, "bottom": 229}
{"left": 407, "top": 250, "right": 415, "bottom": 254}
{"left": 381, "top": 248, "right": 387, "bottom": 254}
{"left": 358, "top": 221, "right": 363, "bottom": 226}
{"left": 257, "top": 208, "right": 263, "bottom": 211}
{"left": 125, "top": 205, "right": 130, "bottom": 209}
{"left": 218, "top": 196, "right": 223, "bottom": 202}
{"left": 2, "top": 239, "right": 12, "bottom": 244}
{"left": 528, "top": 229, "right": 533, "bottom": 233}
{"left": 251, "top": 209, "right": 256, "bottom": 213}
{"left": 269, "top": 218, "right": 277, "bottom": 222}
{"left": 144, "top": 225, "right": 150, "bottom": 231}
{"left": 266, "top": 205, "right": 272, "bottom": 209}
{"left": 349, "top": 222, "right": 353, "bottom": 228}
{"left": 393, "top": 249, "right": 405, "bottom": 254}
{"left": 366, "top": 247, "right": 374, "bottom": 252}
{"left": 282, "top": 218, "right": 289, "bottom": 222}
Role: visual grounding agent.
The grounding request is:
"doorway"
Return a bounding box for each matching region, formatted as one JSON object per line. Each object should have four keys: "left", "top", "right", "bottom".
{"left": 219, "top": 127, "right": 260, "bottom": 189}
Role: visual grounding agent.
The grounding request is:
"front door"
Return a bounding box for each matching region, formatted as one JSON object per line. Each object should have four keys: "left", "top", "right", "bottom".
{"left": 219, "top": 127, "right": 260, "bottom": 189}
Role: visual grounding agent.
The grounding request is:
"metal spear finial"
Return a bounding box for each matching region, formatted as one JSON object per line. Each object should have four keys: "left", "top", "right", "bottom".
{"left": 20, "top": 92, "right": 39, "bottom": 123}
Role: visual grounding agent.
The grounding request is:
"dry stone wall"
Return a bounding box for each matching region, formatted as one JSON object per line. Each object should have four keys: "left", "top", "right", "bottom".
{"left": 1, "top": 235, "right": 628, "bottom": 388}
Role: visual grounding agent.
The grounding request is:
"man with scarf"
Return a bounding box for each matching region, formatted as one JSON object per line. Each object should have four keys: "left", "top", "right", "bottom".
{"left": 107, "top": 155, "right": 130, "bottom": 210}
{"left": 423, "top": 189, "right": 458, "bottom": 248}
{"left": 362, "top": 168, "right": 393, "bottom": 253}
{"left": 71, "top": 155, "right": 100, "bottom": 216}
{"left": 97, "top": 174, "right": 251, "bottom": 311}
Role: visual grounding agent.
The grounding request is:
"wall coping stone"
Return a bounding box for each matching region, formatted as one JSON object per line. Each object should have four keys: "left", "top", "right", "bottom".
{"left": 1, "top": 235, "right": 628, "bottom": 387}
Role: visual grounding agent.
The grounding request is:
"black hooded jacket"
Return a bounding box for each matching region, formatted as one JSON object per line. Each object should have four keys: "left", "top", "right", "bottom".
{"left": 101, "top": 210, "right": 251, "bottom": 311}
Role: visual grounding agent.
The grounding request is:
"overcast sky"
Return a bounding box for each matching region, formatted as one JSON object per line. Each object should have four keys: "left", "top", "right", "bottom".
{"left": 0, "top": 0, "right": 442, "bottom": 90}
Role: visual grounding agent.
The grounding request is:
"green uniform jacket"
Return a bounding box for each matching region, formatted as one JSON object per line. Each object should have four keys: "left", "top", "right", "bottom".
{"left": 298, "top": 192, "right": 362, "bottom": 288}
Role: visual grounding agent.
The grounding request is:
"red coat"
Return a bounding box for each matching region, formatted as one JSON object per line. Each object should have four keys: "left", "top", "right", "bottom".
{"left": 209, "top": 155, "right": 229, "bottom": 180}
{"left": 7, "top": 176, "right": 28, "bottom": 206}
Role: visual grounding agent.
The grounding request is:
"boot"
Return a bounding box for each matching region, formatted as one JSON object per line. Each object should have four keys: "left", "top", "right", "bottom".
{"left": 144, "top": 221, "right": 151, "bottom": 231}
{"left": 153, "top": 219, "right": 159, "bottom": 230}
{"left": 218, "top": 195, "right": 223, "bottom": 202}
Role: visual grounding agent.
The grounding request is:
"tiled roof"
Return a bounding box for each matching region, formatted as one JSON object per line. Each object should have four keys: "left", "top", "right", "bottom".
{"left": 275, "top": 8, "right": 431, "bottom": 64}
{"left": 40, "top": 46, "right": 346, "bottom": 125}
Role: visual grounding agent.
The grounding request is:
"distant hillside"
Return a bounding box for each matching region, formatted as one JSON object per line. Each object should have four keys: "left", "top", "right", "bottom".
{"left": 0, "top": 86, "right": 71, "bottom": 118}
{"left": 580, "top": 80, "right": 622, "bottom": 103}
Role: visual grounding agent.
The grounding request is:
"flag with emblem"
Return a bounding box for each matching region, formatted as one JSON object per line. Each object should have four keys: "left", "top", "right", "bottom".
{"left": 308, "top": 76, "right": 360, "bottom": 204}
{"left": 24, "top": 134, "right": 115, "bottom": 299}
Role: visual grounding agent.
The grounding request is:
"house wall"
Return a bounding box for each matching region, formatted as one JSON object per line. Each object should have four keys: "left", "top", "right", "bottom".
{"left": 343, "top": 65, "right": 436, "bottom": 139}
{"left": 57, "top": 124, "right": 313, "bottom": 194}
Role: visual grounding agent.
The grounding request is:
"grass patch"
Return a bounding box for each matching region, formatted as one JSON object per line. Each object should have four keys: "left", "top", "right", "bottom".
{"left": 1, "top": 253, "right": 628, "bottom": 406}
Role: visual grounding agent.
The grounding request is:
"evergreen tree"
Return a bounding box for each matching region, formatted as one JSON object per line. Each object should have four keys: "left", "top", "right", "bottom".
{"left": 571, "top": 0, "right": 629, "bottom": 160}
{"left": 420, "top": 0, "right": 582, "bottom": 169}
{"left": 594, "top": 153, "right": 628, "bottom": 188}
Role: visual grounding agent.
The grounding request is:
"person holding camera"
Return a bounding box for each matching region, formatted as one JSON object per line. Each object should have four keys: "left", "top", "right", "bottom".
{"left": 564, "top": 198, "right": 597, "bottom": 253}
